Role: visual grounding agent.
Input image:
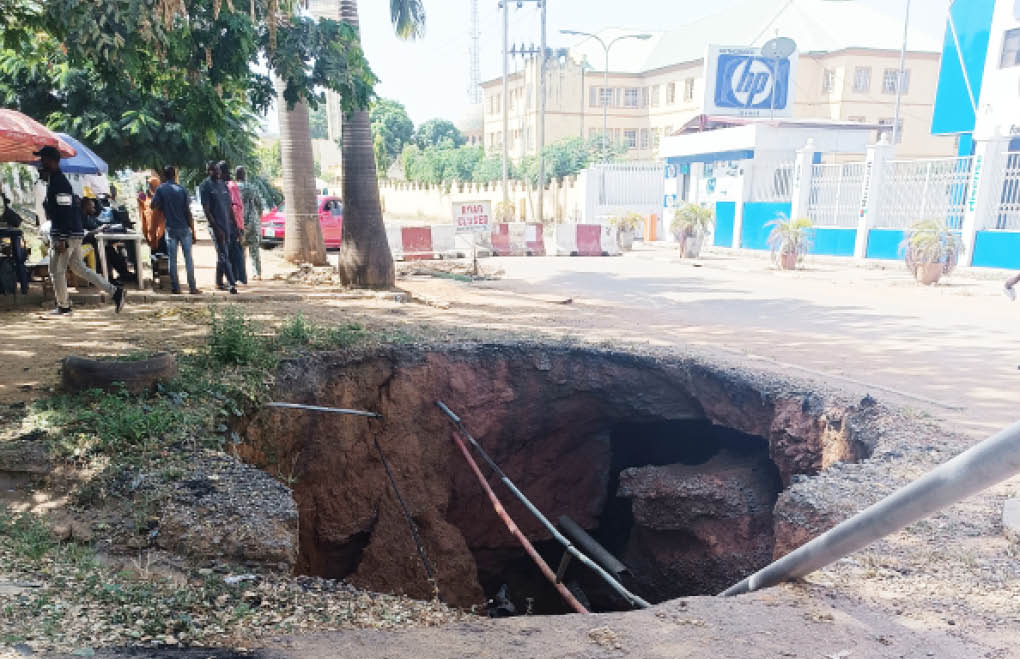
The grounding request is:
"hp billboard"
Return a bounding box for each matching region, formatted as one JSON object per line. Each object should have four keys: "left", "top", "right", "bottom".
{"left": 703, "top": 45, "right": 799, "bottom": 118}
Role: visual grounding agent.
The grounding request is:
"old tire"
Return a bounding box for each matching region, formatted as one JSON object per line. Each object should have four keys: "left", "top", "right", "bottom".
{"left": 61, "top": 353, "right": 178, "bottom": 395}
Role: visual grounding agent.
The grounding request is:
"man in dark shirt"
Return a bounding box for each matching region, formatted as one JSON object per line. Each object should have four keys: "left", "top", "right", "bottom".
{"left": 198, "top": 160, "right": 237, "bottom": 294}
{"left": 37, "top": 146, "right": 125, "bottom": 316}
{"left": 152, "top": 165, "right": 200, "bottom": 295}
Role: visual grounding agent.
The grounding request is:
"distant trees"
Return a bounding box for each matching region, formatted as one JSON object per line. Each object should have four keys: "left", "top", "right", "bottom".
{"left": 370, "top": 99, "right": 415, "bottom": 173}
{"left": 413, "top": 119, "right": 466, "bottom": 150}
{"left": 397, "top": 135, "right": 625, "bottom": 187}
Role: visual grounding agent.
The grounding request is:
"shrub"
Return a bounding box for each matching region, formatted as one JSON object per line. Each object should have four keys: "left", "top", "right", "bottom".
{"left": 766, "top": 215, "right": 814, "bottom": 262}
{"left": 609, "top": 212, "right": 644, "bottom": 232}
{"left": 900, "top": 219, "right": 963, "bottom": 275}
{"left": 208, "top": 306, "right": 267, "bottom": 366}
{"left": 671, "top": 203, "right": 714, "bottom": 238}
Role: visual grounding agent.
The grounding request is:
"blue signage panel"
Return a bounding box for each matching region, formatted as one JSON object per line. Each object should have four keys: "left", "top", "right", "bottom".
{"left": 931, "top": 0, "right": 996, "bottom": 135}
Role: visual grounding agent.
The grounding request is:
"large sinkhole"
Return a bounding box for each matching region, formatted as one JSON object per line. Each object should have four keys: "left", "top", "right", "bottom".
{"left": 240, "top": 345, "right": 872, "bottom": 614}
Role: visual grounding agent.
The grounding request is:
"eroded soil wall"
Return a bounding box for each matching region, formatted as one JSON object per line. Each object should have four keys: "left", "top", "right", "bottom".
{"left": 241, "top": 345, "right": 875, "bottom": 610}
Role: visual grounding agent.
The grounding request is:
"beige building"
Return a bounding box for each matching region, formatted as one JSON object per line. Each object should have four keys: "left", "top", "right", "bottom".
{"left": 481, "top": 0, "right": 957, "bottom": 162}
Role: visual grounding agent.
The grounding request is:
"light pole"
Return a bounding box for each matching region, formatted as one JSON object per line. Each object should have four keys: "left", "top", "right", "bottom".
{"left": 822, "top": 0, "right": 910, "bottom": 150}
{"left": 560, "top": 30, "right": 652, "bottom": 162}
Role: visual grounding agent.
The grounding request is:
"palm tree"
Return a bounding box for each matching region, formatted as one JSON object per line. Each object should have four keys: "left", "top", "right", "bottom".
{"left": 336, "top": 0, "right": 425, "bottom": 288}
{"left": 277, "top": 77, "right": 329, "bottom": 266}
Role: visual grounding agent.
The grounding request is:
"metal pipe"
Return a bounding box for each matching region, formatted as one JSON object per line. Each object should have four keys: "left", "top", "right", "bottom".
{"left": 558, "top": 515, "right": 628, "bottom": 576}
{"left": 267, "top": 402, "right": 380, "bottom": 418}
{"left": 501, "top": 0, "right": 509, "bottom": 205}
{"left": 450, "top": 431, "right": 589, "bottom": 614}
{"left": 436, "top": 401, "right": 651, "bottom": 609}
{"left": 722, "top": 419, "right": 1020, "bottom": 596}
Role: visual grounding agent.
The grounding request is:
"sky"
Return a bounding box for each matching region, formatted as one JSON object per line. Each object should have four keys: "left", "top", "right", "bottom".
{"left": 353, "top": 0, "right": 950, "bottom": 127}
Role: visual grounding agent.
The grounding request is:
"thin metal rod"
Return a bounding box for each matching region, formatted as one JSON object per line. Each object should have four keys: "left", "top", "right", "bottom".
{"left": 436, "top": 401, "right": 651, "bottom": 609}
{"left": 891, "top": 0, "right": 910, "bottom": 149}
{"left": 451, "top": 431, "right": 588, "bottom": 614}
{"left": 559, "top": 515, "right": 628, "bottom": 576}
{"left": 501, "top": 0, "right": 509, "bottom": 205}
{"left": 267, "top": 402, "right": 381, "bottom": 418}
{"left": 373, "top": 434, "right": 440, "bottom": 597}
{"left": 721, "top": 419, "right": 1020, "bottom": 596}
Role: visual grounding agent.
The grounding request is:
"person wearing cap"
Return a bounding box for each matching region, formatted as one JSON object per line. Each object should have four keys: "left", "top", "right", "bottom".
{"left": 36, "top": 145, "right": 125, "bottom": 316}
{"left": 199, "top": 160, "right": 238, "bottom": 294}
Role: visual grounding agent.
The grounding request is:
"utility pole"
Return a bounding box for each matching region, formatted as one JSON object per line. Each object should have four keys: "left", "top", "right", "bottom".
{"left": 501, "top": 0, "right": 509, "bottom": 205}
{"left": 468, "top": 0, "right": 482, "bottom": 104}
{"left": 891, "top": 0, "right": 911, "bottom": 150}
{"left": 538, "top": 0, "right": 546, "bottom": 223}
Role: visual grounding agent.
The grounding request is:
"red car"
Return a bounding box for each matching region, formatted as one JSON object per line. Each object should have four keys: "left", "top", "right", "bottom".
{"left": 260, "top": 196, "right": 343, "bottom": 249}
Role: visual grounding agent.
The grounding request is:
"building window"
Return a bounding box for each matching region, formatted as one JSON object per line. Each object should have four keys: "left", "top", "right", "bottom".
{"left": 1002, "top": 28, "right": 1020, "bottom": 68}
{"left": 822, "top": 69, "right": 836, "bottom": 93}
{"left": 642, "top": 87, "right": 649, "bottom": 107}
{"left": 599, "top": 87, "right": 614, "bottom": 107}
{"left": 666, "top": 82, "right": 676, "bottom": 104}
{"left": 589, "top": 87, "right": 597, "bottom": 107}
{"left": 877, "top": 117, "right": 904, "bottom": 143}
{"left": 624, "top": 88, "right": 640, "bottom": 108}
{"left": 882, "top": 68, "right": 910, "bottom": 94}
{"left": 853, "top": 66, "right": 871, "bottom": 93}
{"left": 664, "top": 125, "right": 673, "bottom": 138}
{"left": 650, "top": 85, "right": 660, "bottom": 107}
{"left": 847, "top": 115, "right": 866, "bottom": 123}
{"left": 589, "top": 128, "right": 599, "bottom": 139}
{"left": 489, "top": 94, "right": 500, "bottom": 114}
{"left": 683, "top": 77, "right": 695, "bottom": 102}
{"left": 640, "top": 128, "right": 649, "bottom": 150}
{"left": 624, "top": 129, "right": 638, "bottom": 149}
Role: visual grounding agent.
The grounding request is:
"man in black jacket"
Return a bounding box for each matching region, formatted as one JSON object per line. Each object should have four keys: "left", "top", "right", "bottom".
{"left": 198, "top": 160, "right": 237, "bottom": 294}
{"left": 37, "top": 146, "right": 125, "bottom": 316}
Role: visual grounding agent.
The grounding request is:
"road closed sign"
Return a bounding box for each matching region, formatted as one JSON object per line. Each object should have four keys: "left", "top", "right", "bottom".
{"left": 453, "top": 201, "right": 491, "bottom": 233}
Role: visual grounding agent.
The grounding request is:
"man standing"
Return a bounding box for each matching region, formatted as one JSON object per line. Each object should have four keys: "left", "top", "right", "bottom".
{"left": 151, "top": 165, "right": 201, "bottom": 295}
{"left": 37, "top": 145, "right": 125, "bottom": 316}
{"left": 199, "top": 161, "right": 238, "bottom": 295}
{"left": 236, "top": 166, "right": 264, "bottom": 280}
{"left": 219, "top": 161, "right": 247, "bottom": 286}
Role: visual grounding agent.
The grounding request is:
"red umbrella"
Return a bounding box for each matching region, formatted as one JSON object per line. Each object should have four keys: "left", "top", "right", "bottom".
{"left": 0, "top": 108, "right": 76, "bottom": 163}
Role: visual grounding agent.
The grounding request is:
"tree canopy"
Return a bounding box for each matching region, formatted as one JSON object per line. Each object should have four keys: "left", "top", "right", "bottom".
{"left": 413, "top": 118, "right": 465, "bottom": 150}
{"left": 0, "top": 0, "right": 377, "bottom": 172}
{"left": 369, "top": 98, "right": 414, "bottom": 175}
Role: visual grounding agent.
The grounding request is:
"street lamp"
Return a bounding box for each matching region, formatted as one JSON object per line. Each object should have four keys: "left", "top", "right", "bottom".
{"left": 560, "top": 29, "right": 652, "bottom": 162}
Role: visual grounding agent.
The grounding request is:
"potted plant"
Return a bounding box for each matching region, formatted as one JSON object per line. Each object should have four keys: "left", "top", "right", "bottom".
{"left": 900, "top": 219, "right": 963, "bottom": 285}
{"left": 766, "top": 215, "right": 813, "bottom": 270}
{"left": 609, "top": 212, "right": 644, "bottom": 251}
{"left": 671, "top": 203, "right": 714, "bottom": 258}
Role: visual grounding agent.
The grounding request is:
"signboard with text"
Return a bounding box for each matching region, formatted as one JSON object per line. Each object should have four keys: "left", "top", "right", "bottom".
{"left": 703, "top": 45, "right": 798, "bottom": 118}
{"left": 453, "top": 201, "right": 491, "bottom": 233}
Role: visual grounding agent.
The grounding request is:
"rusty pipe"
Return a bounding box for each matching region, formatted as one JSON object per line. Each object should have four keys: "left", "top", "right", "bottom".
{"left": 437, "top": 400, "right": 650, "bottom": 609}
{"left": 451, "top": 431, "right": 589, "bottom": 614}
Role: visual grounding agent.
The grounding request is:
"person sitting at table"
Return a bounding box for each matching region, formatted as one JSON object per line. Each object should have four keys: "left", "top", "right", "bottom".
{"left": 81, "top": 196, "right": 135, "bottom": 286}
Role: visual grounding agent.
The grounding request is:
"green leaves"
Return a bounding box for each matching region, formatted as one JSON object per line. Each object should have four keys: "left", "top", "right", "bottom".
{"left": 0, "top": 0, "right": 377, "bottom": 171}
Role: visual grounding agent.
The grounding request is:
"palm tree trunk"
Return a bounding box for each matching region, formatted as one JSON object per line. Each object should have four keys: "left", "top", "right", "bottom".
{"left": 277, "top": 77, "right": 328, "bottom": 266}
{"left": 337, "top": 0, "right": 395, "bottom": 288}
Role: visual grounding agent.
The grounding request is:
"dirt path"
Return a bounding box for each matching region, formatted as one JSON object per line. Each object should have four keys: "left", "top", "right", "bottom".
{"left": 4, "top": 243, "right": 1020, "bottom": 658}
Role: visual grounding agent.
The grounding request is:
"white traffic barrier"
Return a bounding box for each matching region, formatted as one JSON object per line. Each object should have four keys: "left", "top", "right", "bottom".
{"left": 553, "top": 224, "right": 620, "bottom": 256}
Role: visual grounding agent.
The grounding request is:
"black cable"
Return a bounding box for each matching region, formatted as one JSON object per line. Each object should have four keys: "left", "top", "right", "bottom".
{"left": 371, "top": 430, "right": 440, "bottom": 599}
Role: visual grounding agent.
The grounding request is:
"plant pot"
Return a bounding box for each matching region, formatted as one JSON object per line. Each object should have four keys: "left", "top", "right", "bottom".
{"left": 915, "top": 261, "right": 943, "bottom": 285}
{"left": 681, "top": 232, "right": 704, "bottom": 259}
{"left": 779, "top": 252, "right": 798, "bottom": 270}
{"left": 618, "top": 230, "right": 634, "bottom": 251}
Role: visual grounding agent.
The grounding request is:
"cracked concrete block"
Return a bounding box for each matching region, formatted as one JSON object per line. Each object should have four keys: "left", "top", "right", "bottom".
{"left": 1004, "top": 499, "right": 1020, "bottom": 544}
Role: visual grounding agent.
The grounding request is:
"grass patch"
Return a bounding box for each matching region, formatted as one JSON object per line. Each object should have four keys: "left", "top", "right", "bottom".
{"left": 0, "top": 505, "right": 57, "bottom": 561}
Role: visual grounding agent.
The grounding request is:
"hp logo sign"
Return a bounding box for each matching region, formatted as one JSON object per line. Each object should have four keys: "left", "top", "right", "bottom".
{"left": 713, "top": 53, "right": 792, "bottom": 112}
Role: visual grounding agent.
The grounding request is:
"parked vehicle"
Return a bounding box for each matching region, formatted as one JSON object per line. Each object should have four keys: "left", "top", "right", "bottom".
{"left": 260, "top": 196, "right": 343, "bottom": 249}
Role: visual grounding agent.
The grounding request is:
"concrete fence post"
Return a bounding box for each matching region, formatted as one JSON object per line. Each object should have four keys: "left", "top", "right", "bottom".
{"left": 854, "top": 135, "right": 893, "bottom": 261}
{"left": 960, "top": 136, "right": 1009, "bottom": 267}
{"left": 790, "top": 139, "right": 815, "bottom": 222}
